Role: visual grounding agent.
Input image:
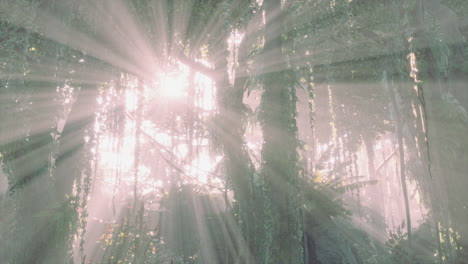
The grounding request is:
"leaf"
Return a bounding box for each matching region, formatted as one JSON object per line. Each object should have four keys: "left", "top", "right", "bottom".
{"left": 314, "top": 170, "right": 325, "bottom": 183}
{"left": 335, "top": 179, "right": 379, "bottom": 194}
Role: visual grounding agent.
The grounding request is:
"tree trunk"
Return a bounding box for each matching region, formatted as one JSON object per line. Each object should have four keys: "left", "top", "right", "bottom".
{"left": 383, "top": 71, "right": 412, "bottom": 242}
{"left": 55, "top": 85, "right": 99, "bottom": 201}
{"left": 258, "top": 1, "right": 303, "bottom": 263}
{"left": 212, "top": 16, "right": 257, "bottom": 262}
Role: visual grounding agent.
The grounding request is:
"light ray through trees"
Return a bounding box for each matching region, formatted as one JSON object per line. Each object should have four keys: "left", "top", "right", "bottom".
{"left": 0, "top": 0, "right": 467, "bottom": 263}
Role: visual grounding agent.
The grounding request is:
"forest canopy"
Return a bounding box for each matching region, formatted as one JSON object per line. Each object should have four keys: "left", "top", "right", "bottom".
{"left": 0, "top": 0, "right": 467, "bottom": 263}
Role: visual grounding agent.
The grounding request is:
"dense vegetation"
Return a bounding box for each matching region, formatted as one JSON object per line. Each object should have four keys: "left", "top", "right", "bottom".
{"left": 0, "top": 0, "right": 467, "bottom": 263}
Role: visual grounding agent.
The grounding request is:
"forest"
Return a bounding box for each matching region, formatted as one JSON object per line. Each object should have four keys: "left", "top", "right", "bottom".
{"left": 0, "top": 0, "right": 467, "bottom": 263}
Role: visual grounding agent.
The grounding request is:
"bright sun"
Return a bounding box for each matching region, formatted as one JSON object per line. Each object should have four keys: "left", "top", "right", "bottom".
{"left": 97, "top": 63, "right": 219, "bottom": 193}
{"left": 153, "top": 63, "right": 216, "bottom": 110}
{"left": 159, "top": 70, "right": 188, "bottom": 98}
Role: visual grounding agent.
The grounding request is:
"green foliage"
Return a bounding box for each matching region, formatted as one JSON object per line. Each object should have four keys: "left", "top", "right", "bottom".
{"left": 386, "top": 221, "right": 438, "bottom": 264}
{"left": 301, "top": 177, "right": 350, "bottom": 222}
{"left": 95, "top": 204, "right": 172, "bottom": 264}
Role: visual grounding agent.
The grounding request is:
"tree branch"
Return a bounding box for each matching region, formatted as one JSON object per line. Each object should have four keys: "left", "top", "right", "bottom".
{"left": 173, "top": 45, "right": 217, "bottom": 79}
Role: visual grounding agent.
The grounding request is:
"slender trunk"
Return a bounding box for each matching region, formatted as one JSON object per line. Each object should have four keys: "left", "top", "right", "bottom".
{"left": 133, "top": 79, "right": 143, "bottom": 208}
{"left": 363, "top": 137, "right": 376, "bottom": 181}
{"left": 352, "top": 152, "right": 362, "bottom": 220}
{"left": 397, "top": 127, "right": 411, "bottom": 241}
{"left": 363, "top": 136, "right": 385, "bottom": 227}
{"left": 412, "top": 2, "right": 452, "bottom": 259}
{"left": 230, "top": 41, "right": 258, "bottom": 263}
{"left": 384, "top": 72, "right": 412, "bottom": 241}
{"left": 55, "top": 85, "right": 99, "bottom": 200}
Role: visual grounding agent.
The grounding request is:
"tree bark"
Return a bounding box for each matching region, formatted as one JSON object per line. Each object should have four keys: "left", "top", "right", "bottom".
{"left": 258, "top": 1, "right": 303, "bottom": 263}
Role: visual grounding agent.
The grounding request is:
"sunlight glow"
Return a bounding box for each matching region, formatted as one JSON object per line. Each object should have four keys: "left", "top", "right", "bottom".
{"left": 159, "top": 71, "right": 188, "bottom": 98}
